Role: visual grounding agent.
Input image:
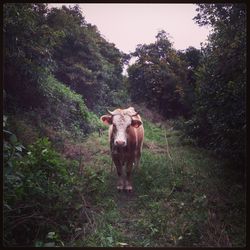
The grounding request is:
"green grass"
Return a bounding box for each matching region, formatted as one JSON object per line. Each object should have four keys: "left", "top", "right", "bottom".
{"left": 6, "top": 116, "right": 243, "bottom": 247}
{"left": 4, "top": 110, "right": 245, "bottom": 247}
{"left": 71, "top": 119, "right": 245, "bottom": 247}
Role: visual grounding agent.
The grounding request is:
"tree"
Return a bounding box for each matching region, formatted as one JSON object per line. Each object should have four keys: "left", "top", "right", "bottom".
{"left": 127, "top": 30, "right": 188, "bottom": 118}
{"left": 47, "top": 5, "right": 126, "bottom": 114}
{"left": 191, "top": 4, "right": 246, "bottom": 165}
{"left": 3, "top": 3, "right": 101, "bottom": 136}
{"left": 3, "top": 3, "right": 62, "bottom": 109}
{"left": 178, "top": 47, "right": 203, "bottom": 117}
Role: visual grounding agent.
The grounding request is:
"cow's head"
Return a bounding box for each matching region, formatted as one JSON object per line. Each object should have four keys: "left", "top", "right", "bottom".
{"left": 100, "top": 107, "right": 142, "bottom": 147}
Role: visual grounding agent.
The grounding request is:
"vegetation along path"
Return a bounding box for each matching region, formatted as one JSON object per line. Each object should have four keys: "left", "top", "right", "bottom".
{"left": 3, "top": 3, "right": 245, "bottom": 247}
{"left": 74, "top": 117, "right": 245, "bottom": 247}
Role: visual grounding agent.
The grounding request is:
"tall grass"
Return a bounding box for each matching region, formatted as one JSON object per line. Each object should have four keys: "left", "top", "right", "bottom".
{"left": 4, "top": 116, "right": 245, "bottom": 247}
{"left": 80, "top": 118, "right": 245, "bottom": 247}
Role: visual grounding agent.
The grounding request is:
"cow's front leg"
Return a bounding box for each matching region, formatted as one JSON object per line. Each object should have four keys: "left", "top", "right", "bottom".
{"left": 116, "top": 165, "right": 124, "bottom": 191}
{"left": 124, "top": 161, "right": 133, "bottom": 192}
{"left": 113, "top": 156, "right": 124, "bottom": 191}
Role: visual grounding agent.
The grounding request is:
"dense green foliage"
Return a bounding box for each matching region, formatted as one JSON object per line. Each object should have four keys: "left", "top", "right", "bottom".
{"left": 127, "top": 4, "right": 246, "bottom": 165}
{"left": 188, "top": 4, "right": 246, "bottom": 164}
{"left": 3, "top": 3, "right": 98, "bottom": 137}
{"left": 127, "top": 31, "right": 190, "bottom": 118}
{"left": 177, "top": 47, "right": 202, "bottom": 118}
{"left": 3, "top": 3, "right": 128, "bottom": 126}
{"left": 47, "top": 5, "right": 129, "bottom": 113}
{"left": 4, "top": 4, "right": 58, "bottom": 109}
{"left": 3, "top": 118, "right": 109, "bottom": 246}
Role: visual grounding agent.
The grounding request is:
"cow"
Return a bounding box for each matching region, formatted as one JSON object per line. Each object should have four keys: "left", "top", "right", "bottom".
{"left": 100, "top": 107, "right": 144, "bottom": 192}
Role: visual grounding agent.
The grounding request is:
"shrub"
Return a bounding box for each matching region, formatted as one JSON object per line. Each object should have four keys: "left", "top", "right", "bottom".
{"left": 40, "top": 74, "right": 102, "bottom": 134}
{"left": 3, "top": 129, "right": 107, "bottom": 246}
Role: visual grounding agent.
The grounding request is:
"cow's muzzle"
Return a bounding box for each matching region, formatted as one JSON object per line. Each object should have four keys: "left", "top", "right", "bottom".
{"left": 114, "top": 140, "right": 126, "bottom": 147}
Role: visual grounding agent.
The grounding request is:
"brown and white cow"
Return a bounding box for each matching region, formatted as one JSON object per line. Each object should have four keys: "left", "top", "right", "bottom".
{"left": 100, "top": 107, "right": 144, "bottom": 192}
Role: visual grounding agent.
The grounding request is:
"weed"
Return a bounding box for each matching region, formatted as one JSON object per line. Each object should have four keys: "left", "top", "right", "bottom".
{"left": 3, "top": 115, "right": 245, "bottom": 247}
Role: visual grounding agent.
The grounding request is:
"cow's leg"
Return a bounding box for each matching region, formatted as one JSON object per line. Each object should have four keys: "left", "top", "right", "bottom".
{"left": 113, "top": 157, "right": 124, "bottom": 191}
{"left": 124, "top": 161, "right": 133, "bottom": 192}
{"left": 116, "top": 165, "right": 124, "bottom": 191}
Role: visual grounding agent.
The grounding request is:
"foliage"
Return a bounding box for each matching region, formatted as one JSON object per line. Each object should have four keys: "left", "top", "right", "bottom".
{"left": 3, "top": 126, "right": 109, "bottom": 246}
{"left": 3, "top": 3, "right": 126, "bottom": 136}
{"left": 133, "top": 122, "right": 244, "bottom": 247}
{"left": 3, "top": 111, "right": 245, "bottom": 247}
{"left": 3, "top": 3, "right": 63, "bottom": 109}
{"left": 127, "top": 30, "right": 189, "bottom": 118}
{"left": 81, "top": 200, "right": 123, "bottom": 247}
{"left": 3, "top": 3, "right": 106, "bottom": 144}
{"left": 40, "top": 74, "right": 102, "bottom": 134}
{"left": 3, "top": 2, "right": 246, "bottom": 247}
{"left": 177, "top": 47, "right": 203, "bottom": 117}
{"left": 3, "top": 115, "right": 26, "bottom": 173}
{"left": 188, "top": 4, "right": 246, "bottom": 165}
{"left": 78, "top": 119, "right": 245, "bottom": 247}
{"left": 47, "top": 5, "right": 128, "bottom": 114}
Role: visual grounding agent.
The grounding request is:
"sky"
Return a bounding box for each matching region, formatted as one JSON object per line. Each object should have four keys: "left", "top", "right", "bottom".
{"left": 48, "top": 3, "right": 211, "bottom": 54}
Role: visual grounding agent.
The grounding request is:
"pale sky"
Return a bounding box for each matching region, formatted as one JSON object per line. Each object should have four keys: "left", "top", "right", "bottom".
{"left": 48, "top": 3, "right": 211, "bottom": 54}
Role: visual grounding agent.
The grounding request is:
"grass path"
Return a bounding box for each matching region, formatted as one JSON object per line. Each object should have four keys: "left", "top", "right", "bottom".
{"left": 76, "top": 119, "right": 245, "bottom": 247}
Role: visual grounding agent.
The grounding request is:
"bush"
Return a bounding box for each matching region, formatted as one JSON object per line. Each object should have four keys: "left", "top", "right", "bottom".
{"left": 3, "top": 128, "right": 107, "bottom": 246}
{"left": 191, "top": 4, "right": 246, "bottom": 167}
{"left": 40, "top": 74, "right": 102, "bottom": 135}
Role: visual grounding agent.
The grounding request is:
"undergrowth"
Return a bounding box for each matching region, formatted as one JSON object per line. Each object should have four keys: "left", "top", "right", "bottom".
{"left": 3, "top": 116, "right": 245, "bottom": 247}
{"left": 3, "top": 116, "right": 107, "bottom": 247}
{"left": 78, "top": 119, "right": 246, "bottom": 247}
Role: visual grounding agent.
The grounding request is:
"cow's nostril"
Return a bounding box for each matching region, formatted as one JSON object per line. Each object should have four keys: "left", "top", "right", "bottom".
{"left": 116, "top": 140, "right": 125, "bottom": 146}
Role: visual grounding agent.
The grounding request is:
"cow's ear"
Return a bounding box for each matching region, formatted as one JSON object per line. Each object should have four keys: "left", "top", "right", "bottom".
{"left": 100, "top": 115, "right": 112, "bottom": 125}
{"left": 131, "top": 119, "right": 142, "bottom": 128}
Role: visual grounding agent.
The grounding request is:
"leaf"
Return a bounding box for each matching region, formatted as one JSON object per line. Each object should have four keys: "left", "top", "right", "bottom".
{"left": 4, "top": 204, "right": 12, "bottom": 210}
{"left": 58, "top": 240, "right": 64, "bottom": 246}
{"left": 10, "top": 134, "right": 17, "bottom": 145}
{"left": 75, "top": 203, "right": 83, "bottom": 210}
{"left": 15, "top": 146, "right": 23, "bottom": 152}
{"left": 15, "top": 152, "right": 22, "bottom": 158}
{"left": 75, "top": 227, "right": 82, "bottom": 232}
{"left": 106, "top": 236, "right": 113, "bottom": 244}
{"left": 42, "top": 149, "right": 48, "bottom": 154}
{"left": 3, "top": 129, "right": 12, "bottom": 135}
{"left": 3, "top": 116, "right": 7, "bottom": 127}
{"left": 97, "top": 176, "right": 104, "bottom": 183}
{"left": 117, "top": 242, "right": 129, "bottom": 246}
{"left": 47, "top": 231, "right": 56, "bottom": 239}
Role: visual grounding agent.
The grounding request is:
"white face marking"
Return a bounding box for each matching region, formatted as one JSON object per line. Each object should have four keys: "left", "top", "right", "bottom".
{"left": 112, "top": 114, "right": 131, "bottom": 147}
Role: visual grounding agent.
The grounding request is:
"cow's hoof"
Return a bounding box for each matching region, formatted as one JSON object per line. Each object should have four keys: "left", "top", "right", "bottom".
{"left": 117, "top": 186, "right": 123, "bottom": 192}
{"left": 124, "top": 186, "right": 133, "bottom": 192}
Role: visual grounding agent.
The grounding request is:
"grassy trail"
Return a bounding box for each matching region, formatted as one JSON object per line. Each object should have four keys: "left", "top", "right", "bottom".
{"left": 76, "top": 118, "right": 245, "bottom": 247}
